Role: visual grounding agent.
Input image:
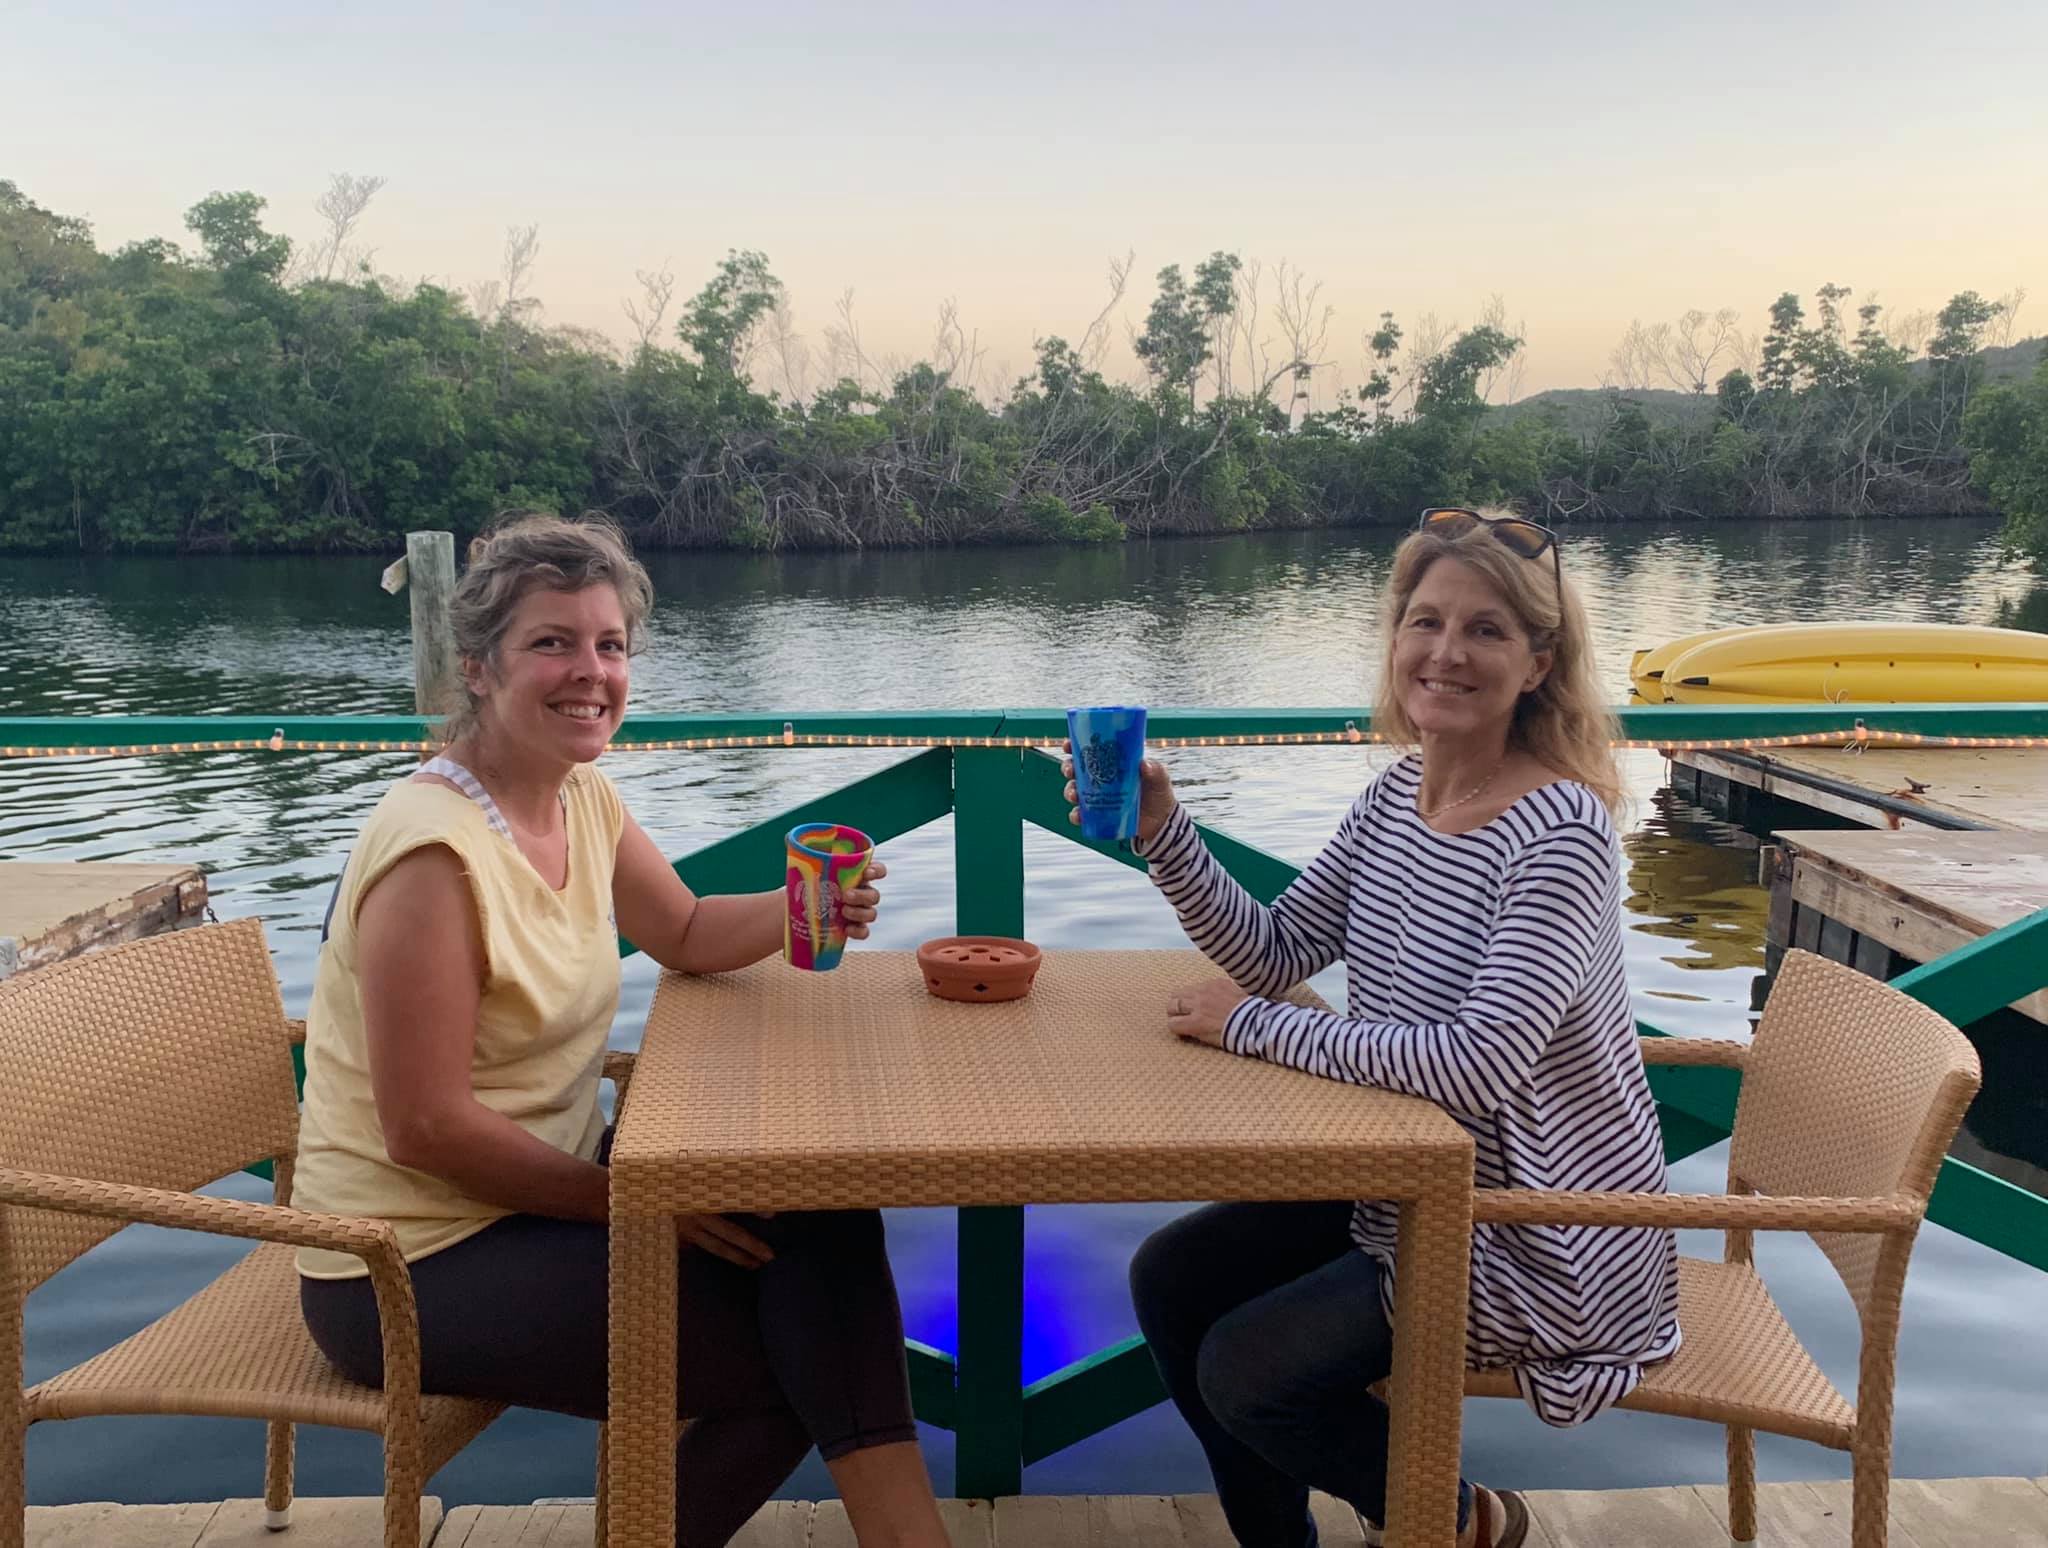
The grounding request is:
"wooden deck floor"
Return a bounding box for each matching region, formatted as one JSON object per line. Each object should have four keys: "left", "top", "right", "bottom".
{"left": 28, "top": 1479, "right": 2048, "bottom": 1547}
{"left": 0, "top": 859, "right": 206, "bottom": 981}
{"left": 1772, "top": 827, "right": 2048, "bottom": 1023}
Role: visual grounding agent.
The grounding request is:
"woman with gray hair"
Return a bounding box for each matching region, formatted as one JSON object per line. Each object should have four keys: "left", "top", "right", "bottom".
{"left": 295, "top": 513, "right": 949, "bottom": 1548}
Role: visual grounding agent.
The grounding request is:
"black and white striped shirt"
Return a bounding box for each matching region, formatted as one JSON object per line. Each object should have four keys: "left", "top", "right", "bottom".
{"left": 1144, "top": 757, "right": 1682, "bottom": 1426}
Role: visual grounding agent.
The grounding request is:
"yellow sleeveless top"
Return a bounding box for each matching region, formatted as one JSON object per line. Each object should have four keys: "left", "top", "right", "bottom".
{"left": 294, "top": 766, "right": 625, "bottom": 1278}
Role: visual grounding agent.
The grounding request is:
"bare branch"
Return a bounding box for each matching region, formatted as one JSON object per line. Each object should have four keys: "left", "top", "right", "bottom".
{"left": 1272, "top": 260, "right": 1335, "bottom": 425}
{"left": 499, "top": 223, "right": 542, "bottom": 326}
{"left": 1475, "top": 294, "right": 1522, "bottom": 403}
{"left": 1667, "top": 308, "right": 1745, "bottom": 394}
{"left": 1887, "top": 307, "right": 1935, "bottom": 358}
{"left": 1228, "top": 256, "right": 1262, "bottom": 402}
{"left": 1080, "top": 250, "right": 1134, "bottom": 369}
{"left": 621, "top": 262, "right": 676, "bottom": 352}
{"left": 1409, "top": 311, "right": 1453, "bottom": 374}
{"left": 766, "top": 297, "right": 811, "bottom": 402}
{"left": 302, "top": 172, "right": 387, "bottom": 283}
{"left": 1501, "top": 312, "right": 1528, "bottom": 406}
{"left": 1989, "top": 288, "right": 2027, "bottom": 350}
{"left": 1605, "top": 319, "right": 1660, "bottom": 392}
{"left": 822, "top": 287, "right": 873, "bottom": 390}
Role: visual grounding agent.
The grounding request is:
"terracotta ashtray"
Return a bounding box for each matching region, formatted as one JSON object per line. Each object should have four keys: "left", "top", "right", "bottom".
{"left": 917, "top": 936, "right": 1043, "bottom": 1003}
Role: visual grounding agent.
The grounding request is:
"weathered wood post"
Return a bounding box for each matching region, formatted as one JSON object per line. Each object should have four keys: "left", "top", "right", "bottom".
{"left": 405, "top": 531, "right": 459, "bottom": 715}
{"left": 380, "top": 531, "right": 459, "bottom": 715}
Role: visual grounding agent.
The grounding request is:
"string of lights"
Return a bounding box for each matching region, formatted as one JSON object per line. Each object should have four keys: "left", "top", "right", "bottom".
{"left": 6, "top": 723, "right": 2047, "bottom": 760}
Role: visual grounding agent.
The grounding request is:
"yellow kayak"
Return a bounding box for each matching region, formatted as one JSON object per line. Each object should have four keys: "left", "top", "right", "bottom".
{"left": 1629, "top": 627, "right": 1763, "bottom": 702}
{"left": 1657, "top": 622, "right": 2048, "bottom": 705}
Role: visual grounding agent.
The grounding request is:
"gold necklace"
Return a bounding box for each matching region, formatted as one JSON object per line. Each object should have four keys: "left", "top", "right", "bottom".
{"left": 1419, "top": 757, "right": 1507, "bottom": 821}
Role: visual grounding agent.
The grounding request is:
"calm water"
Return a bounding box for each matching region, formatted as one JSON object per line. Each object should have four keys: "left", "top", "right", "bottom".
{"left": 3, "top": 520, "right": 2045, "bottom": 1505}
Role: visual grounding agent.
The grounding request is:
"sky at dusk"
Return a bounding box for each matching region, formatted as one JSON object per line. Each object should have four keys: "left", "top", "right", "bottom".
{"left": 7, "top": 0, "right": 2045, "bottom": 402}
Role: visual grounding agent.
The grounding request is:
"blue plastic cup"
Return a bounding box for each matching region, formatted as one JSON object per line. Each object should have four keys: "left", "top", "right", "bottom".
{"left": 1066, "top": 706, "right": 1148, "bottom": 842}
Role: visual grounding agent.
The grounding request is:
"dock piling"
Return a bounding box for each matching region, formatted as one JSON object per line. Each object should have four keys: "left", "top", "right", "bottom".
{"left": 403, "top": 531, "right": 458, "bottom": 716}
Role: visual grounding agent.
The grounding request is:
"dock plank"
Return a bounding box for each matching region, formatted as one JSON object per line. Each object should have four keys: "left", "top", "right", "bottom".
{"left": 993, "top": 1494, "right": 1185, "bottom": 1546}
{"left": 26, "top": 1502, "right": 217, "bottom": 1548}
{"left": 201, "top": 1498, "right": 443, "bottom": 1545}
{"left": 1170, "top": 1493, "right": 1235, "bottom": 1547}
{"left": 1520, "top": 1482, "right": 1727, "bottom": 1546}
{"left": 0, "top": 861, "right": 206, "bottom": 980}
{"left": 1691, "top": 1480, "right": 1857, "bottom": 1547}
{"left": 440, "top": 1501, "right": 585, "bottom": 1546}
{"left": 809, "top": 1497, "right": 994, "bottom": 1547}
{"left": 23, "top": 1482, "right": 2046, "bottom": 1547}
{"left": 725, "top": 1501, "right": 810, "bottom": 1548}
{"left": 939, "top": 1498, "right": 997, "bottom": 1547}
{"left": 1305, "top": 1492, "right": 1374, "bottom": 1546}
{"left": 1779, "top": 829, "right": 2048, "bottom": 1021}
{"left": 1677, "top": 746, "right": 2048, "bottom": 834}
{"left": 1883, "top": 1475, "right": 2048, "bottom": 1546}
{"left": 1784, "top": 830, "right": 2048, "bottom": 938}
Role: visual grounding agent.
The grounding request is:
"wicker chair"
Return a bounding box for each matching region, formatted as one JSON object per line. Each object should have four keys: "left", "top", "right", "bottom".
{"left": 1462, "top": 948, "right": 1982, "bottom": 1548}
{"left": 0, "top": 918, "right": 635, "bottom": 1548}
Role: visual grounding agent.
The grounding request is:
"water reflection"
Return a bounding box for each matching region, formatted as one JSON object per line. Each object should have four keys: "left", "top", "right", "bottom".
{"left": 1623, "top": 789, "right": 1771, "bottom": 990}
{"left": 1990, "top": 583, "right": 2048, "bottom": 633}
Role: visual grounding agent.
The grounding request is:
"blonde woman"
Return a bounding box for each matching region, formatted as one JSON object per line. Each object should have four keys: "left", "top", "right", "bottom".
{"left": 1078, "top": 509, "right": 1679, "bottom": 1548}
{"left": 296, "top": 514, "right": 949, "bottom": 1548}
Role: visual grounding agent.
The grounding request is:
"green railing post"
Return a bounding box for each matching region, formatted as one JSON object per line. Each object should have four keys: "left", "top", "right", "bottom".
{"left": 952, "top": 744, "right": 1027, "bottom": 937}
{"left": 951, "top": 745, "right": 1029, "bottom": 1496}
{"left": 1887, "top": 909, "right": 2048, "bottom": 1028}
{"left": 955, "top": 1201, "right": 1027, "bottom": 1497}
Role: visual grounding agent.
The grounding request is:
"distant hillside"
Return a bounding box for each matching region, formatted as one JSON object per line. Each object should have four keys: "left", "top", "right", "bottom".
{"left": 1976, "top": 335, "right": 2047, "bottom": 382}
{"left": 1490, "top": 387, "right": 1712, "bottom": 435}
{"left": 1489, "top": 336, "right": 2045, "bottom": 434}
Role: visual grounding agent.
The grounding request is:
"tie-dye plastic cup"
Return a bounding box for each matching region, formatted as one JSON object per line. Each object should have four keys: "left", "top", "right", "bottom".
{"left": 1066, "top": 706, "right": 1148, "bottom": 842}
{"left": 784, "top": 823, "right": 873, "bottom": 971}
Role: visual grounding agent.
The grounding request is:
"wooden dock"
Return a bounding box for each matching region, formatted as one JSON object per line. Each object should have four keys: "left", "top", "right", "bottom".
{"left": 1670, "top": 745, "right": 2047, "bottom": 834}
{"left": 27, "top": 1480, "right": 2048, "bottom": 1547}
{"left": 1767, "top": 829, "right": 2048, "bottom": 1022}
{"left": 0, "top": 861, "right": 206, "bottom": 982}
{"left": 1672, "top": 739, "right": 2046, "bottom": 1040}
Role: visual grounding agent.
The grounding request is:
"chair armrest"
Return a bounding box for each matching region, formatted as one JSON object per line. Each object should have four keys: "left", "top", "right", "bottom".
{"left": 603, "top": 1049, "right": 637, "bottom": 1113}
{"left": 0, "top": 1165, "right": 404, "bottom": 1265}
{"left": 0, "top": 1164, "right": 429, "bottom": 1414}
{"left": 1470, "top": 1186, "right": 1921, "bottom": 1233}
{"left": 1638, "top": 1037, "right": 1747, "bottom": 1069}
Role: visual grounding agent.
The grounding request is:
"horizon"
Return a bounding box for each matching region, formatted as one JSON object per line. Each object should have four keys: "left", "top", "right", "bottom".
{"left": 8, "top": 0, "right": 2046, "bottom": 404}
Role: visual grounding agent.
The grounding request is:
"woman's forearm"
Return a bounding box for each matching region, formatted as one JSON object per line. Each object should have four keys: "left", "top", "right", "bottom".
{"left": 388, "top": 1098, "right": 612, "bottom": 1222}
{"left": 669, "top": 888, "right": 784, "bottom": 973}
{"left": 1146, "top": 807, "right": 1340, "bottom": 995}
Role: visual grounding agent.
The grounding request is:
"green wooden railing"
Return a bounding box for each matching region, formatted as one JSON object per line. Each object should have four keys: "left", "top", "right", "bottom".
{"left": 6, "top": 702, "right": 2047, "bottom": 1497}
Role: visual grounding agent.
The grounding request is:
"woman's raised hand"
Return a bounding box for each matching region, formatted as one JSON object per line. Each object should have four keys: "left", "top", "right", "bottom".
{"left": 841, "top": 859, "right": 887, "bottom": 941}
{"left": 1061, "top": 743, "right": 1179, "bottom": 848}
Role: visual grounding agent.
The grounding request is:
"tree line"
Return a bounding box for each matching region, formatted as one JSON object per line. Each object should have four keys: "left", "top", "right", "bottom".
{"left": 2, "top": 178, "right": 2043, "bottom": 562}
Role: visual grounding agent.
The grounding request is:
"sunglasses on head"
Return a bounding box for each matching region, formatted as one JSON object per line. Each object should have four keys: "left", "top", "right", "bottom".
{"left": 1416, "top": 507, "right": 1563, "bottom": 592}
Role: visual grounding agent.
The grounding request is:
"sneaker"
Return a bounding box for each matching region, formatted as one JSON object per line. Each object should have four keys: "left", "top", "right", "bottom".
{"left": 1363, "top": 1485, "right": 1529, "bottom": 1547}
{"left": 1459, "top": 1485, "right": 1530, "bottom": 1548}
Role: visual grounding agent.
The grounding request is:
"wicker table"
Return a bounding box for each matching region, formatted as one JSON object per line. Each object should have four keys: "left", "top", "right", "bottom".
{"left": 605, "top": 950, "right": 1476, "bottom": 1548}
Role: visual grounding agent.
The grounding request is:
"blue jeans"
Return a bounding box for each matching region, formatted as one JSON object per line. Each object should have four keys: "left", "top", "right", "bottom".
{"left": 1130, "top": 1200, "right": 1469, "bottom": 1548}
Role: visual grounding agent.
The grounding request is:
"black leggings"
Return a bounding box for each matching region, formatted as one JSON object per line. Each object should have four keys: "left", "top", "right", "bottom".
{"left": 301, "top": 1205, "right": 917, "bottom": 1548}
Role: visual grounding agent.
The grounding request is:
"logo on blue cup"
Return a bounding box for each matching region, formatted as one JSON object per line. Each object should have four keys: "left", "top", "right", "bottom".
{"left": 1066, "top": 706, "right": 1147, "bottom": 842}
